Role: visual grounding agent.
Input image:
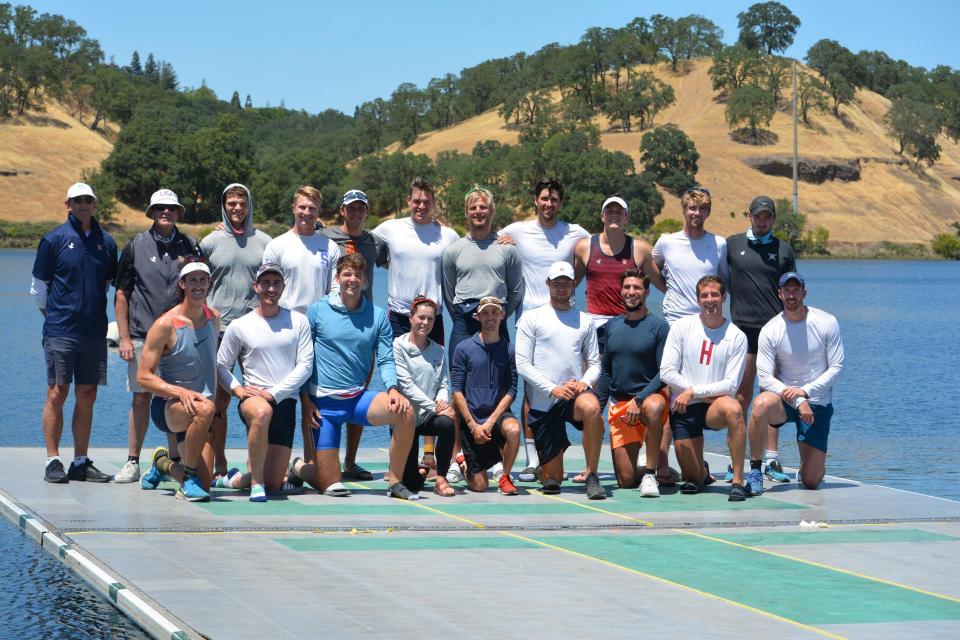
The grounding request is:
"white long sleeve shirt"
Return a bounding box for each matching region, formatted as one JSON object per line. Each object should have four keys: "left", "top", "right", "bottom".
{"left": 757, "top": 307, "right": 844, "bottom": 407}
{"left": 660, "top": 314, "right": 746, "bottom": 404}
{"left": 515, "top": 303, "right": 600, "bottom": 412}
{"left": 216, "top": 308, "right": 314, "bottom": 403}
{"left": 261, "top": 231, "right": 341, "bottom": 313}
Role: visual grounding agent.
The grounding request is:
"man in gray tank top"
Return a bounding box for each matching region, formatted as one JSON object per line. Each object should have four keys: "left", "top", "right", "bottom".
{"left": 136, "top": 260, "right": 221, "bottom": 501}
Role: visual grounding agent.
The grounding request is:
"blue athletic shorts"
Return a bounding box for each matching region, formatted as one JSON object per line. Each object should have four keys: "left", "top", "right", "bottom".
{"left": 670, "top": 403, "right": 720, "bottom": 440}
{"left": 774, "top": 402, "right": 833, "bottom": 453}
{"left": 149, "top": 396, "right": 186, "bottom": 443}
{"left": 309, "top": 390, "right": 378, "bottom": 451}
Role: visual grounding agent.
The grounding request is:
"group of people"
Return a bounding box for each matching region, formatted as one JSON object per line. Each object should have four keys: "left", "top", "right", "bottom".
{"left": 32, "top": 175, "right": 843, "bottom": 504}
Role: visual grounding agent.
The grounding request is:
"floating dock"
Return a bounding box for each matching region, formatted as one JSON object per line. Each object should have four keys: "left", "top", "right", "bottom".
{"left": 2, "top": 446, "right": 959, "bottom": 639}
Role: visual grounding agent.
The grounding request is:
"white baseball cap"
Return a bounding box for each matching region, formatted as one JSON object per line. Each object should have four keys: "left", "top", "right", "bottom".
{"left": 66, "top": 183, "right": 96, "bottom": 200}
{"left": 179, "top": 261, "right": 210, "bottom": 279}
{"left": 602, "top": 196, "right": 628, "bottom": 213}
{"left": 547, "top": 261, "right": 575, "bottom": 281}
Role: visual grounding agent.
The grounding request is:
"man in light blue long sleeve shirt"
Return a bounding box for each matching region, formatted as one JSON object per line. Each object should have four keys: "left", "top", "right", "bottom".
{"left": 289, "top": 253, "right": 419, "bottom": 500}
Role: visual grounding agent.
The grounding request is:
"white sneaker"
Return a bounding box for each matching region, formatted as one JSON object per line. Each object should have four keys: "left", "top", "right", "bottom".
{"left": 446, "top": 464, "right": 463, "bottom": 483}
{"left": 639, "top": 473, "right": 660, "bottom": 498}
{"left": 113, "top": 460, "right": 140, "bottom": 483}
{"left": 489, "top": 462, "right": 504, "bottom": 479}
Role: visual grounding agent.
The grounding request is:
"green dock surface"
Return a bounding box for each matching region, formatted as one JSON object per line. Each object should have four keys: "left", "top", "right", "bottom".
{"left": 2, "top": 446, "right": 959, "bottom": 639}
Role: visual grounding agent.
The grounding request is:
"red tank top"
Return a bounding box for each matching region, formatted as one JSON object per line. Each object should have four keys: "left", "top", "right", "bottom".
{"left": 586, "top": 235, "right": 637, "bottom": 316}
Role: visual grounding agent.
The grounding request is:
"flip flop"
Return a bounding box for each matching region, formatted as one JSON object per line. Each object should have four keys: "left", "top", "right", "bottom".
{"left": 571, "top": 470, "right": 589, "bottom": 483}
{"left": 678, "top": 480, "right": 700, "bottom": 495}
{"left": 342, "top": 462, "right": 373, "bottom": 481}
{"left": 323, "top": 481, "right": 351, "bottom": 497}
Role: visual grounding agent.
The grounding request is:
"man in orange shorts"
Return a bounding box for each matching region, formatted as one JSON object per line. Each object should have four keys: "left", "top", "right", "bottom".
{"left": 595, "top": 269, "right": 670, "bottom": 496}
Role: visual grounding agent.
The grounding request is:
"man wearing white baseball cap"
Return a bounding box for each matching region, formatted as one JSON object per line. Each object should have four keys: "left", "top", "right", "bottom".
{"left": 515, "top": 261, "right": 606, "bottom": 499}
{"left": 136, "top": 258, "right": 221, "bottom": 501}
{"left": 114, "top": 188, "right": 204, "bottom": 484}
{"left": 32, "top": 182, "right": 118, "bottom": 483}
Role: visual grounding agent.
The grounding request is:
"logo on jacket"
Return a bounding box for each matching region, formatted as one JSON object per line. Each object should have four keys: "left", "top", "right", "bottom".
{"left": 768, "top": 253, "right": 777, "bottom": 261}
{"left": 150, "top": 255, "right": 158, "bottom": 262}
{"left": 68, "top": 242, "right": 75, "bottom": 249}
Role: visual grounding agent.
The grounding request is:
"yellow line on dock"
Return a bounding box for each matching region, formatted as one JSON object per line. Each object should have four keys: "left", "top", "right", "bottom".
{"left": 497, "top": 530, "right": 847, "bottom": 640}
{"left": 676, "top": 529, "right": 960, "bottom": 604}
{"left": 533, "top": 489, "right": 654, "bottom": 527}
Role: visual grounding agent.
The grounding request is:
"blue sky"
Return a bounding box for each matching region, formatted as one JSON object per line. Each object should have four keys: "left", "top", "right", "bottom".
{"left": 24, "top": 0, "right": 960, "bottom": 115}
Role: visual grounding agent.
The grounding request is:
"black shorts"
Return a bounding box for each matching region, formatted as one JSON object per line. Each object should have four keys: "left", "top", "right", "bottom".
{"left": 670, "top": 403, "right": 720, "bottom": 440}
{"left": 460, "top": 412, "right": 517, "bottom": 475}
{"left": 43, "top": 335, "right": 107, "bottom": 386}
{"left": 238, "top": 397, "right": 297, "bottom": 448}
{"left": 528, "top": 392, "right": 596, "bottom": 466}
{"left": 149, "top": 396, "right": 186, "bottom": 443}
{"left": 738, "top": 326, "right": 762, "bottom": 355}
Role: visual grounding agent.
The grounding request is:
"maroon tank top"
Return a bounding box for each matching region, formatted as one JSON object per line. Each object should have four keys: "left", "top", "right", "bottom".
{"left": 586, "top": 235, "right": 637, "bottom": 316}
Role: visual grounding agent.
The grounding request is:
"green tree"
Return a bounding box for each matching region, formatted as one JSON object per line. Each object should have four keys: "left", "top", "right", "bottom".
{"left": 805, "top": 39, "right": 867, "bottom": 116}
{"left": 709, "top": 44, "right": 763, "bottom": 98}
{"left": 244, "top": 94, "right": 252, "bottom": 108}
{"left": 229, "top": 90, "right": 241, "bottom": 109}
{"left": 143, "top": 52, "right": 158, "bottom": 82}
{"left": 653, "top": 14, "right": 723, "bottom": 72}
{"left": 629, "top": 71, "right": 675, "bottom": 129}
{"left": 389, "top": 82, "right": 427, "bottom": 147}
{"left": 126, "top": 50, "right": 142, "bottom": 75}
{"left": 725, "top": 84, "right": 775, "bottom": 138}
{"left": 797, "top": 72, "right": 829, "bottom": 124}
{"left": 932, "top": 233, "right": 960, "bottom": 259}
{"left": 883, "top": 98, "right": 943, "bottom": 168}
{"left": 736, "top": 2, "right": 801, "bottom": 54}
{"left": 639, "top": 125, "right": 700, "bottom": 196}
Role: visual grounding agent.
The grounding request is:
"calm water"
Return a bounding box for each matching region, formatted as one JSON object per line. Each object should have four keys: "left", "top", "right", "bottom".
{"left": 1, "top": 249, "right": 958, "bottom": 635}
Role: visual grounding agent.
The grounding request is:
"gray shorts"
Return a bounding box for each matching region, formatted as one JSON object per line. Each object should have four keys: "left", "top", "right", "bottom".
{"left": 125, "top": 339, "right": 148, "bottom": 392}
{"left": 43, "top": 335, "right": 107, "bottom": 386}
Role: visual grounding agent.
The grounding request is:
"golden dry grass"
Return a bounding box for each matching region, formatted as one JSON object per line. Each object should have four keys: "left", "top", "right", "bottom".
{"left": 408, "top": 59, "right": 960, "bottom": 244}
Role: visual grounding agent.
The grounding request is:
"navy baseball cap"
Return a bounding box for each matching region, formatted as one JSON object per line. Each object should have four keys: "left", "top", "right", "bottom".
{"left": 778, "top": 272, "right": 805, "bottom": 288}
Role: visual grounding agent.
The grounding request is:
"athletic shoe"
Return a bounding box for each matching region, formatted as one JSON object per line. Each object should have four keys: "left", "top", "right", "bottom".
{"left": 445, "top": 463, "right": 463, "bottom": 483}
{"left": 67, "top": 459, "right": 111, "bottom": 482}
{"left": 285, "top": 457, "right": 304, "bottom": 489}
{"left": 497, "top": 473, "right": 518, "bottom": 496}
{"left": 585, "top": 473, "right": 606, "bottom": 500}
{"left": 113, "top": 460, "right": 140, "bottom": 483}
{"left": 140, "top": 447, "right": 168, "bottom": 490}
{"left": 728, "top": 483, "right": 747, "bottom": 502}
{"left": 541, "top": 479, "right": 561, "bottom": 495}
{"left": 387, "top": 482, "right": 420, "bottom": 501}
{"left": 518, "top": 466, "right": 539, "bottom": 482}
{"left": 489, "top": 461, "right": 504, "bottom": 479}
{"left": 639, "top": 473, "right": 660, "bottom": 498}
{"left": 249, "top": 484, "right": 267, "bottom": 502}
{"left": 724, "top": 464, "right": 734, "bottom": 482}
{"left": 747, "top": 468, "right": 764, "bottom": 496}
{"left": 764, "top": 459, "right": 791, "bottom": 483}
{"left": 44, "top": 459, "right": 68, "bottom": 484}
{"left": 213, "top": 468, "right": 241, "bottom": 489}
{"left": 178, "top": 476, "right": 210, "bottom": 502}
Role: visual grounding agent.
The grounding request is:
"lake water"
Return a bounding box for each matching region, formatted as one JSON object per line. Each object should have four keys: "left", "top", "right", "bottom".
{"left": 1, "top": 248, "right": 958, "bottom": 636}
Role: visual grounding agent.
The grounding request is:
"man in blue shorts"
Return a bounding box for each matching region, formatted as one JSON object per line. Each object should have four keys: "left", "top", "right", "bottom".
{"left": 750, "top": 273, "right": 844, "bottom": 489}
{"left": 137, "top": 260, "right": 221, "bottom": 501}
{"left": 450, "top": 297, "right": 521, "bottom": 495}
{"left": 288, "top": 253, "right": 418, "bottom": 500}
{"left": 31, "top": 182, "right": 117, "bottom": 483}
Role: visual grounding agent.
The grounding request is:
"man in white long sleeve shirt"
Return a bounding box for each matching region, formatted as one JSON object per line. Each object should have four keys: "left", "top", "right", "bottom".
{"left": 660, "top": 275, "right": 749, "bottom": 501}
{"left": 749, "top": 272, "right": 843, "bottom": 490}
{"left": 216, "top": 264, "right": 314, "bottom": 502}
{"left": 515, "top": 261, "right": 606, "bottom": 500}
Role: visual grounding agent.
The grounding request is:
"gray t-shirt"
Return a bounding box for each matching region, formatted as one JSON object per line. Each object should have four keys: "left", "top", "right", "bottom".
{"left": 440, "top": 232, "right": 523, "bottom": 316}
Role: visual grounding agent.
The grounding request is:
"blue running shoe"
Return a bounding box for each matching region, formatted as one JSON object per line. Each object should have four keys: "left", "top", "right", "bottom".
{"left": 724, "top": 464, "right": 734, "bottom": 483}
{"left": 747, "top": 468, "right": 764, "bottom": 496}
{"left": 249, "top": 484, "right": 267, "bottom": 502}
{"left": 764, "top": 459, "right": 791, "bottom": 483}
{"left": 140, "top": 446, "right": 168, "bottom": 490}
{"left": 179, "top": 476, "right": 210, "bottom": 502}
{"left": 213, "top": 467, "right": 241, "bottom": 489}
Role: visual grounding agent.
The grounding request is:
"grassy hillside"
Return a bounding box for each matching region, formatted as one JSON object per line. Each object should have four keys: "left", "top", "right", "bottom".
{"left": 404, "top": 60, "right": 960, "bottom": 245}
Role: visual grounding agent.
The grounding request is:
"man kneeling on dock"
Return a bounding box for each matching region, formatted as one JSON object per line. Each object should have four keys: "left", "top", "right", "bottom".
{"left": 137, "top": 259, "right": 220, "bottom": 501}
{"left": 215, "top": 264, "right": 313, "bottom": 502}
{"left": 288, "top": 254, "right": 419, "bottom": 500}
{"left": 660, "top": 275, "right": 750, "bottom": 501}
{"left": 750, "top": 273, "right": 844, "bottom": 489}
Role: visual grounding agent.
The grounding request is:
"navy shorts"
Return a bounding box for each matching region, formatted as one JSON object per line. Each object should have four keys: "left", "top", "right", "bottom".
{"left": 460, "top": 412, "right": 517, "bottom": 475}
{"left": 310, "top": 390, "right": 378, "bottom": 451}
{"left": 670, "top": 403, "right": 719, "bottom": 440}
{"left": 773, "top": 402, "right": 833, "bottom": 453}
{"left": 738, "top": 326, "right": 762, "bottom": 355}
{"left": 238, "top": 397, "right": 297, "bottom": 448}
{"left": 43, "top": 335, "right": 107, "bottom": 386}
{"left": 149, "top": 396, "right": 186, "bottom": 443}
{"left": 528, "top": 392, "right": 595, "bottom": 466}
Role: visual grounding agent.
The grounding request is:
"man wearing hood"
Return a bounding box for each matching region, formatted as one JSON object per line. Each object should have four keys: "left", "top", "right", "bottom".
{"left": 199, "top": 184, "right": 272, "bottom": 480}
{"left": 113, "top": 189, "right": 204, "bottom": 484}
{"left": 32, "top": 182, "right": 117, "bottom": 483}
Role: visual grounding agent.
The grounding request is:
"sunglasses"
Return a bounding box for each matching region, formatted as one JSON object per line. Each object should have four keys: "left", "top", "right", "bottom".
{"left": 684, "top": 186, "right": 711, "bottom": 197}
{"left": 151, "top": 205, "right": 180, "bottom": 213}
{"left": 71, "top": 195, "right": 95, "bottom": 204}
